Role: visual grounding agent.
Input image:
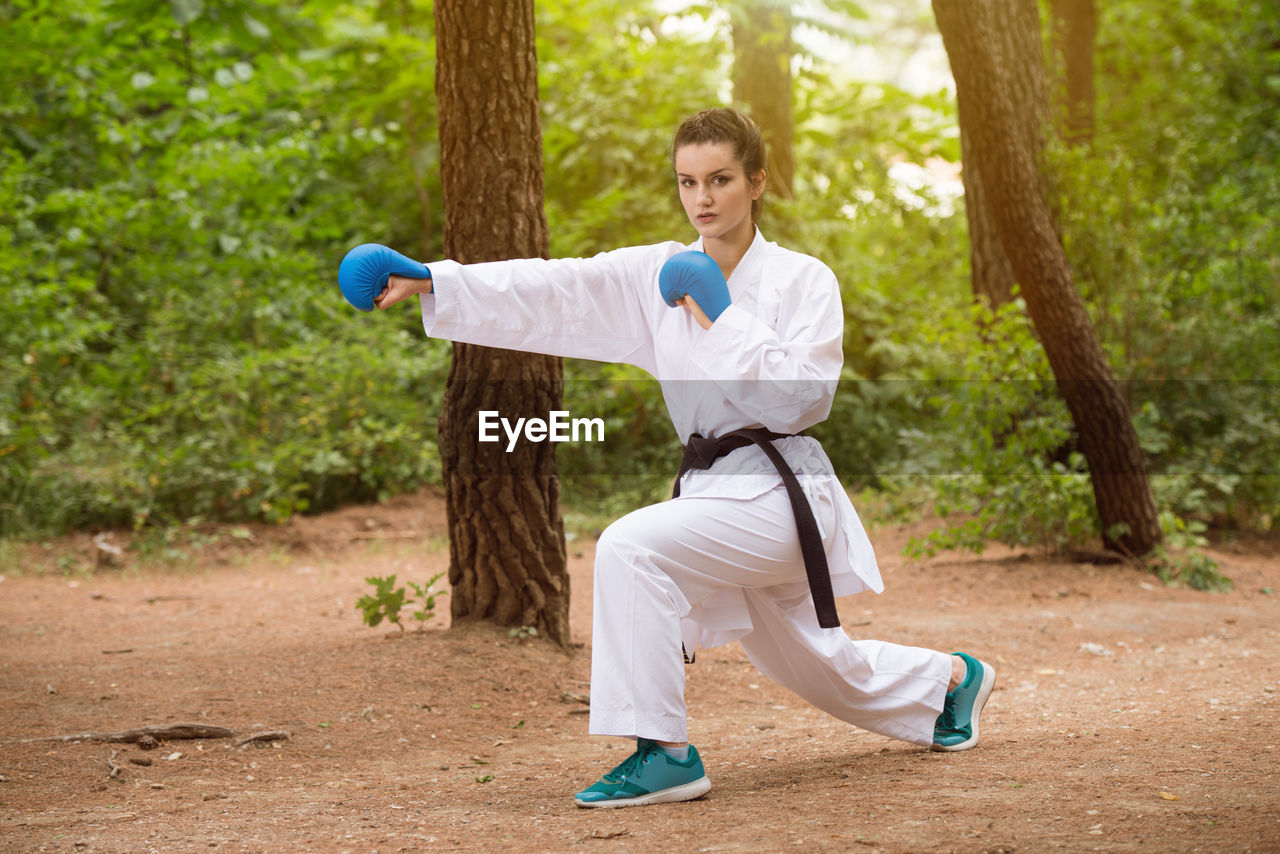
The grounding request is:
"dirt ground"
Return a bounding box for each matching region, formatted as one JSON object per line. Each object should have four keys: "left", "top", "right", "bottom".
{"left": 1, "top": 487, "right": 1277, "bottom": 853}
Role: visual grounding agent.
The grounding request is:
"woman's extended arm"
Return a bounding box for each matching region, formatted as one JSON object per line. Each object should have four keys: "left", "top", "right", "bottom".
{"left": 418, "top": 244, "right": 689, "bottom": 374}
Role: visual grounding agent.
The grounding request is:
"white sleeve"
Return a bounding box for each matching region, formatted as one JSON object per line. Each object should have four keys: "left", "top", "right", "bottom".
{"left": 688, "top": 259, "right": 843, "bottom": 434}
{"left": 416, "top": 244, "right": 679, "bottom": 374}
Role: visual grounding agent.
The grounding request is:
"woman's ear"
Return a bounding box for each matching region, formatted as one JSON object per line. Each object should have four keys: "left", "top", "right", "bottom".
{"left": 750, "top": 169, "right": 767, "bottom": 199}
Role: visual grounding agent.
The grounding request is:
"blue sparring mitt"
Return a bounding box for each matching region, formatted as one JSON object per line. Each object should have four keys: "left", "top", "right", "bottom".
{"left": 339, "top": 243, "right": 433, "bottom": 312}
{"left": 658, "top": 250, "right": 731, "bottom": 323}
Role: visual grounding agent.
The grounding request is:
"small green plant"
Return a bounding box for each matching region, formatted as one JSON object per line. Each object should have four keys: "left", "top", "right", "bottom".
{"left": 1147, "top": 512, "right": 1233, "bottom": 592}
{"left": 508, "top": 625, "right": 539, "bottom": 642}
{"left": 407, "top": 573, "right": 448, "bottom": 628}
{"left": 356, "top": 572, "right": 449, "bottom": 633}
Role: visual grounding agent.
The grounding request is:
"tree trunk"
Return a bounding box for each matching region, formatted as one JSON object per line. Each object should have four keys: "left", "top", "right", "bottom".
{"left": 731, "top": 0, "right": 795, "bottom": 199}
{"left": 434, "top": 0, "right": 570, "bottom": 644}
{"left": 933, "top": 0, "right": 1162, "bottom": 557}
{"left": 957, "top": 0, "right": 1046, "bottom": 307}
{"left": 1049, "top": 0, "right": 1096, "bottom": 145}
{"left": 960, "top": 120, "right": 1017, "bottom": 306}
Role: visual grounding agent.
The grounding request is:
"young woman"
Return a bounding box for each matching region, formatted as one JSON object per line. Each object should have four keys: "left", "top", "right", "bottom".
{"left": 340, "top": 108, "right": 995, "bottom": 809}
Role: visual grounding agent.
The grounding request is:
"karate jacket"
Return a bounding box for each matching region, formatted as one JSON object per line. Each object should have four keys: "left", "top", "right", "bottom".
{"left": 419, "top": 229, "right": 884, "bottom": 649}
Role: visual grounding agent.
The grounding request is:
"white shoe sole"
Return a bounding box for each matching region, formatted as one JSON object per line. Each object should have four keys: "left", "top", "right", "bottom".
{"left": 931, "top": 661, "right": 997, "bottom": 752}
{"left": 574, "top": 775, "right": 711, "bottom": 808}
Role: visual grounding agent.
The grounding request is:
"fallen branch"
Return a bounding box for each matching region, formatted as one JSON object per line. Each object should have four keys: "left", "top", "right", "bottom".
{"left": 11, "top": 723, "right": 237, "bottom": 745}
{"left": 560, "top": 690, "right": 590, "bottom": 706}
{"left": 234, "top": 730, "right": 290, "bottom": 748}
{"left": 106, "top": 749, "right": 124, "bottom": 779}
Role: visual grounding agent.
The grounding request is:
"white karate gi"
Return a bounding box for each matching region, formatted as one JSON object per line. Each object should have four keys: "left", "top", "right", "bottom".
{"left": 419, "top": 229, "right": 952, "bottom": 747}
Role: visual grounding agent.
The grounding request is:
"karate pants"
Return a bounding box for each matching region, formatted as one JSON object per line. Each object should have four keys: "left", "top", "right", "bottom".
{"left": 588, "top": 487, "right": 953, "bottom": 747}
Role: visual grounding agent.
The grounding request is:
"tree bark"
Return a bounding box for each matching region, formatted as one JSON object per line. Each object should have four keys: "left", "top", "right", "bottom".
{"left": 731, "top": 0, "right": 795, "bottom": 199}
{"left": 1049, "top": 0, "right": 1096, "bottom": 145}
{"left": 959, "top": 119, "right": 1017, "bottom": 307}
{"left": 957, "top": 0, "right": 1045, "bottom": 307}
{"left": 933, "top": 0, "right": 1162, "bottom": 557}
{"left": 434, "top": 0, "right": 570, "bottom": 644}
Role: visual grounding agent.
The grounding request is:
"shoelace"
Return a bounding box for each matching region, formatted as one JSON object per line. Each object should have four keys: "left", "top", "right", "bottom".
{"left": 936, "top": 694, "right": 958, "bottom": 730}
{"left": 603, "top": 739, "right": 660, "bottom": 782}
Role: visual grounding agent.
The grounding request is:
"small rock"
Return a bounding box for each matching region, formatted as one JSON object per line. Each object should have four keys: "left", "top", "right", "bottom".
{"left": 128, "top": 757, "right": 153, "bottom": 767}
{"left": 138, "top": 735, "right": 159, "bottom": 750}
{"left": 167, "top": 752, "right": 184, "bottom": 761}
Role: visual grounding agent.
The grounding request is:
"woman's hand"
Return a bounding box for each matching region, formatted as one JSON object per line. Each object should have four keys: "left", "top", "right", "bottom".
{"left": 375, "top": 274, "right": 433, "bottom": 310}
{"left": 659, "top": 251, "right": 728, "bottom": 329}
{"left": 677, "top": 294, "right": 713, "bottom": 331}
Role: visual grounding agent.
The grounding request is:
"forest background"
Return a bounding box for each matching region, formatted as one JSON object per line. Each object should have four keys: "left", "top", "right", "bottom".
{"left": 1, "top": 0, "right": 1277, "bottom": 584}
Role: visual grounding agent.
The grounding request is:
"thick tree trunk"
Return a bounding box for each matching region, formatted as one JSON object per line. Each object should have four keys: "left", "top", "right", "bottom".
{"left": 958, "top": 0, "right": 1045, "bottom": 307}
{"left": 434, "top": 0, "right": 570, "bottom": 644}
{"left": 960, "top": 121, "right": 1017, "bottom": 307}
{"left": 1050, "top": 0, "right": 1096, "bottom": 145}
{"left": 731, "top": 0, "right": 794, "bottom": 199}
{"left": 933, "top": 0, "right": 1162, "bottom": 557}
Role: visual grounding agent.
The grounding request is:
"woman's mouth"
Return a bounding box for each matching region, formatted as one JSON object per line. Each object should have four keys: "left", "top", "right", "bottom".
{"left": 697, "top": 212, "right": 716, "bottom": 223}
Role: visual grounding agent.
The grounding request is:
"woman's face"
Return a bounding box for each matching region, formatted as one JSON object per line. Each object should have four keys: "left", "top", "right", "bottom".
{"left": 674, "top": 142, "right": 764, "bottom": 247}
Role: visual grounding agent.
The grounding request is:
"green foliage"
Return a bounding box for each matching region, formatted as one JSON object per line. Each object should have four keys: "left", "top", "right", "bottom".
{"left": 407, "top": 574, "right": 449, "bottom": 627}
{"left": 3, "top": 0, "right": 1274, "bottom": 566}
{"left": 0, "top": 0, "right": 444, "bottom": 536}
{"left": 537, "top": 0, "right": 726, "bottom": 254}
{"left": 356, "top": 574, "right": 408, "bottom": 630}
{"left": 900, "top": 298, "right": 1100, "bottom": 557}
{"left": 507, "top": 625, "right": 539, "bottom": 642}
{"left": 1148, "top": 513, "right": 1232, "bottom": 592}
{"left": 356, "top": 571, "right": 448, "bottom": 632}
{"left": 1048, "top": 0, "right": 1280, "bottom": 530}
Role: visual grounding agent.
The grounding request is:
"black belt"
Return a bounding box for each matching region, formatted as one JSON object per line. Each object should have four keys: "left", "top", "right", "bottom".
{"left": 673, "top": 428, "right": 840, "bottom": 629}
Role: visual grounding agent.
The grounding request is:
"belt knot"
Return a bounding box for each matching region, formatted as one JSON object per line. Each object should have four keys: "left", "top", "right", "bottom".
{"left": 681, "top": 432, "right": 723, "bottom": 472}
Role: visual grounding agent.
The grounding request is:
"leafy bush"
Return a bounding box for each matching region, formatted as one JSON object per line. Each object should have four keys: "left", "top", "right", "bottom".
{"left": 3, "top": 0, "right": 1275, "bottom": 557}
{"left": 1048, "top": 0, "right": 1280, "bottom": 530}
{"left": 897, "top": 298, "right": 1100, "bottom": 556}
{"left": 0, "top": 0, "right": 444, "bottom": 536}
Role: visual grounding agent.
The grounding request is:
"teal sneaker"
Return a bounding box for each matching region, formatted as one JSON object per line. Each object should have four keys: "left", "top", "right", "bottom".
{"left": 931, "top": 652, "right": 996, "bottom": 752}
{"left": 574, "top": 739, "right": 711, "bottom": 808}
